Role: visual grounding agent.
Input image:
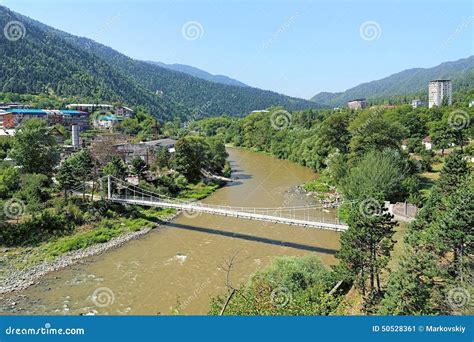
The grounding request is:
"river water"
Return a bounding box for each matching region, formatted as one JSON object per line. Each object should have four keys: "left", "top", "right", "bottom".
{"left": 2, "top": 148, "right": 341, "bottom": 315}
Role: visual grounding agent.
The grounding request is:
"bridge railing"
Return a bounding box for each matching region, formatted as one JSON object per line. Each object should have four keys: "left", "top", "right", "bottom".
{"left": 105, "top": 175, "right": 345, "bottom": 227}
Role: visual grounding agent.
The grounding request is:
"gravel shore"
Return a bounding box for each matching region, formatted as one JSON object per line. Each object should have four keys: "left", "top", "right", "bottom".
{"left": 0, "top": 213, "right": 179, "bottom": 295}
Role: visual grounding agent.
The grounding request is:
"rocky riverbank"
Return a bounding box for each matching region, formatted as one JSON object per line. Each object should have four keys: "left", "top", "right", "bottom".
{"left": 0, "top": 212, "right": 179, "bottom": 296}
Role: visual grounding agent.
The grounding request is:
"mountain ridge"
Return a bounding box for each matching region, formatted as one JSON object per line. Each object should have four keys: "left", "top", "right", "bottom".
{"left": 0, "top": 5, "right": 319, "bottom": 121}
{"left": 146, "top": 61, "right": 249, "bottom": 88}
{"left": 311, "top": 56, "right": 474, "bottom": 106}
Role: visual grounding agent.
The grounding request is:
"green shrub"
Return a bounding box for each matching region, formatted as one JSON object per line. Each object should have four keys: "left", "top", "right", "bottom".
{"left": 209, "top": 255, "right": 341, "bottom": 315}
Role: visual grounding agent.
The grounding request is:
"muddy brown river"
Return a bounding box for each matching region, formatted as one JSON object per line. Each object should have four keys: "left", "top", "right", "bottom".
{"left": 2, "top": 147, "right": 341, "bottom": 315}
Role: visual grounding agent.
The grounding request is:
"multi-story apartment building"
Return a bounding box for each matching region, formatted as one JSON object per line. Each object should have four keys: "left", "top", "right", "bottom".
{"left": 428, "top": 80, "right": 452, "bottom": 108}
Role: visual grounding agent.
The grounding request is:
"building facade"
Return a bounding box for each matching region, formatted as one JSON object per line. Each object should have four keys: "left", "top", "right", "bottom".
{"left": 0, "top": 109, "right": 90, "bottom": 130}
{"left": 347, "top": 99, "right": 367, "bottom": 110}
{"left": 411, "top": 99, "right": 426, "bottom": 108}
{"left": 117, "top": 139, "right": 177, "bottom": 163}
{"left": 428, "top": 80, "right": 452, "bottom": 108}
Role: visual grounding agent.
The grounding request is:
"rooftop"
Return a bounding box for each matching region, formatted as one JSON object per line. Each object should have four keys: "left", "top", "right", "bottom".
{"left": 6, "top": 109, "right": 47, "bottom": 115}
{"left": 99, "top": 115, "right": 123, "bottom": 121}
{"left": 2, "top": 109, "right": 89, "bottom": 116}
{"left": 142, "top": 138, "right": 177, "bottom": 147}
{"left": 67, "top": 103, "right": 113, "bottom": 108}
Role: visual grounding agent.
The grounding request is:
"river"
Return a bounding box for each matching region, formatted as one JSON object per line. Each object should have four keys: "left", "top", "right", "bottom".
{"left": 1, "top": 147, "right": 341, "bottom": 315}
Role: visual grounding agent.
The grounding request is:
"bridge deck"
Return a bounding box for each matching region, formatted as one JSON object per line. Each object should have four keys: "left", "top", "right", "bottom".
{"left": 111, "top": 196, "right": 348, "bottom": 231}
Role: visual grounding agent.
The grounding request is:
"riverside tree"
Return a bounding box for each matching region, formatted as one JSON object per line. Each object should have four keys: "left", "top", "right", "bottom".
{"left": 336, "top": 205, "right": 396, "bottom": 300}
{"left": 10, "top": 119, "right": 60, "bottom": 175}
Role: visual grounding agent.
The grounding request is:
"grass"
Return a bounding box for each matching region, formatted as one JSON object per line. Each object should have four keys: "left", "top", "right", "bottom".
{"left": 419, "top": 161, "right": 443, "bottom": 197}
{"left": 303, "top": 176, "right": 331, "bottom": 194}
{"left": 0, "top": 207, "right": 175, "bottom": 280}
{"left": 178, "top": 182, "right": 220, "bottom": 200}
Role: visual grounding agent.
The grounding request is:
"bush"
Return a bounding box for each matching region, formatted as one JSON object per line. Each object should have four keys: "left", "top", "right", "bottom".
{"left": 0, "top": 211, "right": 73, "bottom": 247}
{"left": 209, "top": 255, "right": 342, "bottom": 315}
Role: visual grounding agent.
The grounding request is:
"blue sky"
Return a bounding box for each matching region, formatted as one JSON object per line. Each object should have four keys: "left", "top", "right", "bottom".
{"left": 3, "top": 0, "right": 473, "bottom": 98}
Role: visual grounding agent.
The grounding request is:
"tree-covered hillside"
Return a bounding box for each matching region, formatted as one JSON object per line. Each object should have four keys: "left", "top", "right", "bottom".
{"left": 311, "top": 56, "right": 474, "bottom": 107}
{"left": 0, "top": 6, "right": 319, "bottom": 121}
{"left": 146, "top": 61, "right": 249, "bottom": 88}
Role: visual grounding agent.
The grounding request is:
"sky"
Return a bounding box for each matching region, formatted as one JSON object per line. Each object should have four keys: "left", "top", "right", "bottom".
{"left": 3, "top": 0, "right": 473, "bottom": 99}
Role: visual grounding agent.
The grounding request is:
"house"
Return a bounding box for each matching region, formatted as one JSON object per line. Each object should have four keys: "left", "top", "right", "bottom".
{"left": 66, "top": 103, "right": 114, "bottom": 113}
{"left": 347, "top": 99, "right": 367, "bottom": 110}
{"left": 47, "top": 110, "right": 90, "bottom": 130}
{"left": 142, "top": 138, "right": 177, "bottom": 153}
{"left": 422, "top": 136, "right": 432, "bottom": 151}
{"left": 115, "top": 106, "right": 134, "bottom": 118}
{"left": 95, "top": 115, "right": 123, "bottom": 128}
{"left": 0, "top": 102, "right": 31, "bottom": 111}
{"left": 411, "top": 99, "right": 426, "bottom": 108}
{"left": 469, "top": 100, "right": 474, "bottom": 108}
{"left": 401, "top": 139, "right": 408, "bottom": 151}
{"left": 117, "top": 138, "right": 177, "bottom": 163}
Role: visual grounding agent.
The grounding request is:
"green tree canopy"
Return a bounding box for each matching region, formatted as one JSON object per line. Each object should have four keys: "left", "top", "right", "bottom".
{"left": 10, "top": 119, "right": 60, "bottom": 175}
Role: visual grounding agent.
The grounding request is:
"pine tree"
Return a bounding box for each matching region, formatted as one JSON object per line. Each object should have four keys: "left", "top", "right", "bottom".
{"left": 438, "top": 150, "right": 470, "bottom": 195}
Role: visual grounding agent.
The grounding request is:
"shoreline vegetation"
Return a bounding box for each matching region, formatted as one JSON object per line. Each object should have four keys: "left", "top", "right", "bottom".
{"left": 0, "top": 113, "right": 232, "bottom": 303}
{"left": 193, "top": 107, "right": 473, "bottom": 316}
{"left": 0, "top": 180, "right": 226, "bottom": 298}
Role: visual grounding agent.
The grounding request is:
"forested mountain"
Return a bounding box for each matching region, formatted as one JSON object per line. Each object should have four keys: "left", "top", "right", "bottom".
{"left": 146, "top": 61, "right": 249, "bottom": 88}
{"left": 0, "top": 6, "right": 319, "bottom": 121}
{"left": 311, "top": 56, "right": 474, "bottom": 106}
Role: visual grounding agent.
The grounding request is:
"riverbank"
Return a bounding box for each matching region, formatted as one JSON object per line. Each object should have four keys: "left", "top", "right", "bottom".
{"left": 0, "top": 210, "right": 180, "bottom": 296}
{"left": 0, "top": 180, "right": 226, "bottom": 298}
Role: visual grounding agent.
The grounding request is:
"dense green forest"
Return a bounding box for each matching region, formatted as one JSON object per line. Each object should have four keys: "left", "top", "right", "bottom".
{"left": 0, "top": 6, "right": 319, "bottom": 122}
{"left": 192, "top": 100, "right": 473, "bottom": 315}
{"left": 311, "top": 56, "right": 474, "bottom": 107}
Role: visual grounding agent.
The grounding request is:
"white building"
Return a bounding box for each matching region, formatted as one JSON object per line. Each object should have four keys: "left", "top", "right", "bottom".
{"left": 348, "top": 99, "right": 367, "bottom": 110}
{"left": 428, "top": 80, "right": 452, "bottom": 108}
{"left": 469, "top": 100, "right": 474, "bottom": 108}
{"left": 66, "top": 104, "right": 114, "bottom": 113}
{"left": 422, "top": 136, "right": 432, "bottom": 150}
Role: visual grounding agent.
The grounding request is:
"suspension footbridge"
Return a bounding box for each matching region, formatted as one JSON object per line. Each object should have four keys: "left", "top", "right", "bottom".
{"left": 103, "top": 176, "right": 349, "bottom": 232}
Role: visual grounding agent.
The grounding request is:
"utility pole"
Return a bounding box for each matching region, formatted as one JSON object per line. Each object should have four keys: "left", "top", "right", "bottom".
{"left": 107, "top": 175, "right": 111, "bottom": 199}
